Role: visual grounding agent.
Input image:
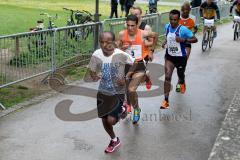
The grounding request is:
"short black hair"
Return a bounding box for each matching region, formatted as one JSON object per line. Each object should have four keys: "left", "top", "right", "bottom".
{"left": 100, "top": 31, "right": 115, "bottom": 41}
{"left": 126, "top": 14, "right": 138, "bottom": 25}
{"left": 169, "top": 9, "right": 181, "bottom": 19}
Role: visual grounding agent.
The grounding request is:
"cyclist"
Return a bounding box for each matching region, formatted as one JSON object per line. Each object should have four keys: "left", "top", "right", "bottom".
{"left": 200, "top": 0, "right": 220, "bottom": 38}
{"left": 118, "top": 15, "right": 154, "bottom": 123}
{"left": 160, "top": 9, "right": 197, "bottom": 109}
{"left": 230, "top": 0, "right": 240, "bottom": 16}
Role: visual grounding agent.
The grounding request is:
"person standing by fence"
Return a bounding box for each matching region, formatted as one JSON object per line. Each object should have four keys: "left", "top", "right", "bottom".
{"left": 125, "top": 0, "right": 135, "bottom": 17}
{"left": 148, "top": 0, "right": 158, "bottom": 14}
{"left": 190, "top": 0, "right": 202, "bottom": 8}
{"left": 120, "top": 0, "right": 126, "bottom": 17}
{"left": 110, "top": 0, "right": 118, "bottom": 18}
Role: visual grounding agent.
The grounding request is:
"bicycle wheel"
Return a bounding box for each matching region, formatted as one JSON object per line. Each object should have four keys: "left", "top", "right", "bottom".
{"left": 209, "top": 29, "right": 214, "bottom": 48}
{"left": 202, "top": 31, "right": 208, "bottom": 52}
{"left": 234, "top": 23, "right": 239, "bottom": 40}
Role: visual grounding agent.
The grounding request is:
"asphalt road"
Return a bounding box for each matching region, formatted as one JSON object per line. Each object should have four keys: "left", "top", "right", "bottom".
{"left": 0, "top": 22, "right": 240, "bottom": 160}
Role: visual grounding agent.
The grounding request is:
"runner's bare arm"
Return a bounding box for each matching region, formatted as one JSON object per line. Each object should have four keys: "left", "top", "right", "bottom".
{"left": 151, "top": 32, "right": 158, "bottom": 48}
{"left": 144, "top": 25, "right": 158, "bottom": 48}
{"left": 89, "top": 70, "right": 101, "bottom": 82}
{"left": 161, "top": 39, "right": 167, "bottom": 48}
{"left": 117, "top": 31, "right": 129, "bottom": 51}
{"left": 175, "top": 35, "right": 198, "bottom": 43}
{"left": 142, "top": 30, "right": 154, "bottom": 47}
{"left": 83, "top": 69, "right": 101, "bottom": 82}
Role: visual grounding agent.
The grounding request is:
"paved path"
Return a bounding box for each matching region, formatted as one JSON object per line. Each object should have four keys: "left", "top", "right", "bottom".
{"left": 0, "top": 23, "right": 240, "bottom": 160}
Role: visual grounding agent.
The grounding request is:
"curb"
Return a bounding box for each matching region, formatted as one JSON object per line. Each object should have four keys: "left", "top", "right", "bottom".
{"left": 208, "top": 89, "right": 240, "bottom": 160}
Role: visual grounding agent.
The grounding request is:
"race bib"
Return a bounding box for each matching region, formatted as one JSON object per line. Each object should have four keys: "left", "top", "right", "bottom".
{"left": 169, "top": 46, "right": 179, "bottom": 54}
{"left": 126, "top": 45, "right": 142, "bottom": 59}
{"left": 167, "top": 36, "right": 181, "bottom": 56}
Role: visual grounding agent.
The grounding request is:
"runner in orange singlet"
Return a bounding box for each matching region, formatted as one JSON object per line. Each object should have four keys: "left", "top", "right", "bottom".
{"left": 118, "top": 15, "right": 154, "bottom": 124}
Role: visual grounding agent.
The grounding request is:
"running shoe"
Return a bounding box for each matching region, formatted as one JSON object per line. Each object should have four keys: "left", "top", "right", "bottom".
{"left": 104, "top": 137, "right": 121, "bottom": 153}
{"left": 123, "top": 100, "right": 132, "bottom": 113}
{"left": 160, "top": 100, "right": 169, "bottom": 109}
{"left": 132, "top": 107, "right": 141, "bottom": 124}
{"left": 176, "top": 84, "right": 181, "bottom": 92}
{"left": 180, "top": 83, "right": 186, "bottom": 94}
{"left": 145, "top": 76, "right": 152, "bottom": 90}
{"left": 127, "top": 104, "right": 132, "bottom": 113}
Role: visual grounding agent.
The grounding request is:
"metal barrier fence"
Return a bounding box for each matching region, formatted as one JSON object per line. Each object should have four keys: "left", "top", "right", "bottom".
{"left": 0, "top": 4, "right": 231, "bottom": 88}
{"left": 103, "top": 4, "right": 231, "bottom": 36}
{"left": 102, "top": 13, "right": 161, "bottom": 36}
{"left": 0, "top": 22, "right": 102, "bottom": 88}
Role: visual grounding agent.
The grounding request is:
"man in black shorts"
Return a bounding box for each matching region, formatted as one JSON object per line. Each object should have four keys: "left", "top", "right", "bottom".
{"left": 118, "top": 15, "right": 155, "bottom": 123}
{"left": 161, "top": 10, "right": 197, "bottom": 109}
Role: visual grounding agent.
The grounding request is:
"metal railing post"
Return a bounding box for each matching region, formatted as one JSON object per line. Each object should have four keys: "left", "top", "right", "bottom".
{"left": 51, "top": 29, "right": 57, "bottom": 73}
{"left": 0, "top": 103, "right": 6, "bottom": 110}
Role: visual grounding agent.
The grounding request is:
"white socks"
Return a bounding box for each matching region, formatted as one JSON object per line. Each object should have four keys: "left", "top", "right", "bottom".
{"left": 112, "top": 137, "right": 117, "bottom": 142}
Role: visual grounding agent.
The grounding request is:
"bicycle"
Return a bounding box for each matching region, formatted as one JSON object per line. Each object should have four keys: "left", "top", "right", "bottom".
{"left": 63, "top": 8, "right": 94, "bottom": 40}
{"left": 28, "top": 13, "right": 58, "bottom": 55}
{"left": 40, "top": 12, "right": 58, "bottom": 29}
{"left": 232, "top": 15, "right": 240, "bottom": 40}
{"left": 202, "top": 19, "right": 215, "bottom": 52}
{"left": 29, "top": 19, "right": 44, "bottom": 32}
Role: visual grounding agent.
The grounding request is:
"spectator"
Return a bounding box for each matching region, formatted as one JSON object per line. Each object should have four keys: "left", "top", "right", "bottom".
{"left": 125, "top": 0, "right": 135, "bottom": 17}
{"left": 149, "top": 0, "right": 158, "bottom": 13}
{"left": 190, "top": 0, "right": 202, "bottom": 7}
{"left": 110, "top": 0, "right": 118, "bottom": 18}
{"left": 120, "top": 0, "right": 126, "bottom": 17}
